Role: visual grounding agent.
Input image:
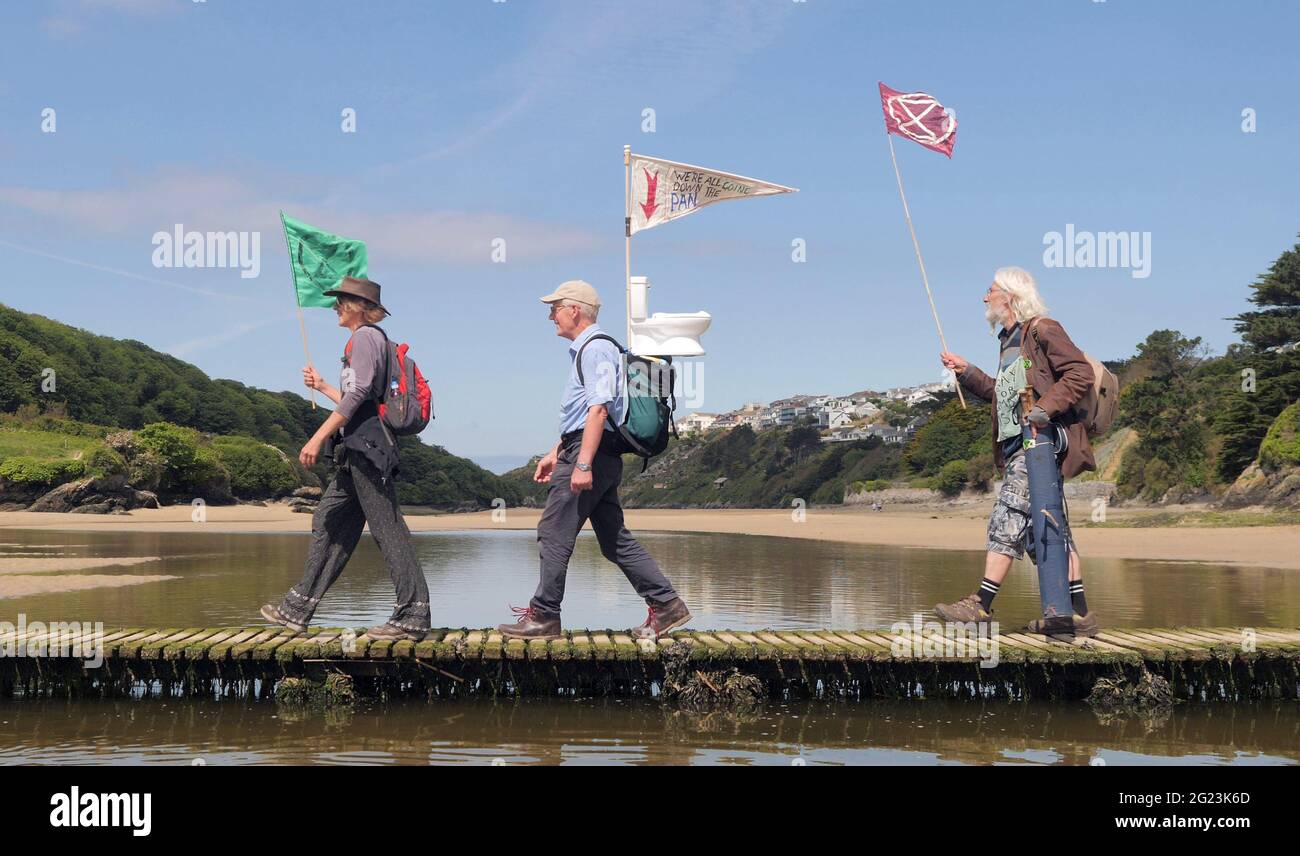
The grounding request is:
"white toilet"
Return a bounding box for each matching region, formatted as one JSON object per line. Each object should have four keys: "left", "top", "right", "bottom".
{"left": 627, "top": 276, "right": 711, "bottom": 357}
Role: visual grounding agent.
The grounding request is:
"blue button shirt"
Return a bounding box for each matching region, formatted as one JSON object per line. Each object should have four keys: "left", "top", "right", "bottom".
{"left": 558, "top": 324, "right": 624, "bottom": 436}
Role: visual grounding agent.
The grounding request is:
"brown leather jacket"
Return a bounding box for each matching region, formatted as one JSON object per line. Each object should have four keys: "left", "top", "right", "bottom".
{"left": 958, "top": 316, "right": 1096, "bottom": 479}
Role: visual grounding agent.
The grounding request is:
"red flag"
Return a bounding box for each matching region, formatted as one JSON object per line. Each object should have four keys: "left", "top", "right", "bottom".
{"left": 879, "top": 82, "right": 957, "bottom": 157}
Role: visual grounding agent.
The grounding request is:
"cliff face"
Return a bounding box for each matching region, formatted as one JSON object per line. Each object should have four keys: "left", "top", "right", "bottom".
{"left": 1220, "top": 461, "right": 1300, "bottom": 508}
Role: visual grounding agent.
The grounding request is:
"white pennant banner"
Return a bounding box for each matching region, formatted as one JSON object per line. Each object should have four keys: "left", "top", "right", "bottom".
{"left": 629, "top": 154, "right": 796, "bottom": 235}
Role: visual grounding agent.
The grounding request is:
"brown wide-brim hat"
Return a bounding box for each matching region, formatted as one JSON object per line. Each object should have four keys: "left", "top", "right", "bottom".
{"left": 324, "top": 276, "right": 390, "bottom": 316}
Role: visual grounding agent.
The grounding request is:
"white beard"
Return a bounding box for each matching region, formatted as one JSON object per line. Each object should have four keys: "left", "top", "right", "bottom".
{"left": 985, "top": 304, "right": 1007, "bottom": 333}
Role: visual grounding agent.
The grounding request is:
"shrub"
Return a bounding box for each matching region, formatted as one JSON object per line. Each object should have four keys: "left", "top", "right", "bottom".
{"left": 964, "top": 451, "right": 996, "bottom": 492}
{"left": 1116, "top": 446, "right": 1145, "bottom": 499}
{"left": 1259, "top": 402, "right": 1300, "bottom": 471}
{"left": 212, "top": 435, "right": 297, "bottom": 498}
{"left": 0, "top": 455, "right": 85, "bottom": 488}
{"left": 128, "top": 451, "right": 165, "bottom": 493}
{"left": 85, "top": 444, "right": 127, "bottom": 480}
{"left": 105, "top": 430, "right": 138, "bottom": 458}
{"left": 133, "top": 421, "right": 231, "bottom": 498}
{"left": 1141, "top": 458, "right": 1173, "bottom": 501}
{"left": 135, "top": 422, "right": 203, "bottom": 474}
{"left": 935, "top": 459, "right": 969, "bottom": 497}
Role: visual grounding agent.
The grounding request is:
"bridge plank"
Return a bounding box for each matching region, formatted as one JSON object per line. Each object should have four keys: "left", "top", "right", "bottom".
{"left": 162, "top": 628, "right": 225, "bottom": 660}
{"left": 251, "top": 629, "right": 302, "bottom": 660}
{"left": 413, "top": 629, "right": 446, "bottom": 660}
{"left": 592, "top": 632, "right": 620, "bottom": 661}
{"left": 568, "top": 632, "right": 594, "bottom": 661}
{"left": 482, "top": 632, "right": 504, "bottom": 661}
{"left": 1091, "top": 631, "right": 1174, "bottom": 659}
{"left": 119, "top": 628, "right": 182, "bottom": 659}
{"left": 230, "top": 628, "right": 286, "bottom": 660}
{"left": 731, "top": 632, "right": 779, "bottom": 659}
{"left": 205, "top": 628, "right": 262, "bottom": 660}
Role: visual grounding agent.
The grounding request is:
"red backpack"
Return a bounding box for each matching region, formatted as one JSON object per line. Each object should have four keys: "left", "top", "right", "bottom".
{"left": 344, "top": 325, "right": 433, "bottom": 436}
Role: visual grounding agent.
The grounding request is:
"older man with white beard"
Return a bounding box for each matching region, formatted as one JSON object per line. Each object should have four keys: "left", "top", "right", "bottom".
{"left": 934, "top": 267, "right": 1100, "bottom": 636}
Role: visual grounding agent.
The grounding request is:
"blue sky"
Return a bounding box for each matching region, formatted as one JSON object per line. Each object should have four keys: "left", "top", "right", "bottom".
{"left": 1, "top": 0, "right": 1297, "bottom": 472}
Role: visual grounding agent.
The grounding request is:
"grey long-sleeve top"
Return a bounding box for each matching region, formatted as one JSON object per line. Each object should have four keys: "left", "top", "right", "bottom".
{"left": 338, "top": 326, "right": 387, "bottom": 423}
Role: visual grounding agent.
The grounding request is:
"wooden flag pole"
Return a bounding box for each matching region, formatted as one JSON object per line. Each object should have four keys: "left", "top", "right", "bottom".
{"left": 624, "top": 144, "right": 632, "bottom": 347}
{"left": 282, "top": 210, "right": 317, "bottom": 410}
{"left": 295, "top": 305, "right": 317, "bottom": 411}
{"left": 886, "top": 135, "right": 966, "bottom": 408}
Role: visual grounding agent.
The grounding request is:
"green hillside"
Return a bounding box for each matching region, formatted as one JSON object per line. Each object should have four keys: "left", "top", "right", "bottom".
{"left": 0, "top": 303, "right": 522, "bottom": 509}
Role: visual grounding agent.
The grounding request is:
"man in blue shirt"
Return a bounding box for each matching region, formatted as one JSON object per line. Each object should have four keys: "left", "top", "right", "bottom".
{"left": 498, "top": 280, "right": 690, "bottom": 641}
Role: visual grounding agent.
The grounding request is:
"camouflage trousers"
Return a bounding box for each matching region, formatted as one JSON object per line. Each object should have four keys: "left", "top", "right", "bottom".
{"left": 986, "top": 451, "right": 1076, "bottom": 562}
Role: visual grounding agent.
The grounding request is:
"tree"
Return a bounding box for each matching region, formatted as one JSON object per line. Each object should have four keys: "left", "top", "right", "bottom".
{"left": 902, "top": 399, "right": 989, "bottom": 476}
{"left": 1232, "top": 238, "right": 1300, "bottom": 351}
{"left": 1213, "top": 392, "right": 1270, "bottom": 482}
{"left": 1117, "top": 330, "right": 1209, "bottom": 496}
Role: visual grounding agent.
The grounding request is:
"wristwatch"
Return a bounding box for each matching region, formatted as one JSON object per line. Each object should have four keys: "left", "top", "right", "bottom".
{"left": 575, "top": 461, "right": 592, "bottom": 472}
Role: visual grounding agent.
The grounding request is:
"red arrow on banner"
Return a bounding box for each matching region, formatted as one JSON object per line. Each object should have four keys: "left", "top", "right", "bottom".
{"left": 640, "top": 168, "right": 659, "bottom": 220}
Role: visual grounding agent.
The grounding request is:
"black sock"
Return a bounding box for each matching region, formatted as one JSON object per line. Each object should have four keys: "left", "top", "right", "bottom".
{"left": 978, "top": 578, "right": 1000, "bottom": 613}
{"left": 1070, "top": 580, "right": 1088, "bottom": 616}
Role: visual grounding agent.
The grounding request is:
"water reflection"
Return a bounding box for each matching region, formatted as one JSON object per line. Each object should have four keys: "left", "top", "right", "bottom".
{"left": 1, "top": 529, "right": 1297, "bottom": 631}
{"left": 0, "top": 697, "right": 1294, "bottom": 766}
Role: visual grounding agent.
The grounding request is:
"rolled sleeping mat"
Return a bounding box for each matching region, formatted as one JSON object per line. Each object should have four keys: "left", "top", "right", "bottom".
{"left": 1022, "top": 422, "right": 1072, "bottom": 620}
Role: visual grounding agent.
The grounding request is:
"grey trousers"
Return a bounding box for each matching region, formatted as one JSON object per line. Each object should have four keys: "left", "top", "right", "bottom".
{"left": 530, "top": 437, "right": 680, "bottom": 618}
{"left": 278, "top": 452, "right": 431, "bottom": 633}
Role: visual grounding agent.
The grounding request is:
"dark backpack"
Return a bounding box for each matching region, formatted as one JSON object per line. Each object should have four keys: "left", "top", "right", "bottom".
{"left": 344, "top": 325, "right": 433, "bottom": 436}
{"left": 576, "top": 333, "right": 676, "bottom": 470}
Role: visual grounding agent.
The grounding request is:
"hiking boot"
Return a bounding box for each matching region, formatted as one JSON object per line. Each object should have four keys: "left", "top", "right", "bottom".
{"left": 367, "top": 623, "right": 425, "bottom": 642}
{"left": 1027, "top": 612, "right": 1099, "bottom": 637}
{"left": 630, "top": 597, "right": 692, "bottom": 640}
{"left": 934, "top": 594, "right": 993, "bottom": 625}
{"left": 498, "top": 605, "right": 562, "bottom": 640}
{"left": 260, "top": 603, "right": 307, "bottom": 633}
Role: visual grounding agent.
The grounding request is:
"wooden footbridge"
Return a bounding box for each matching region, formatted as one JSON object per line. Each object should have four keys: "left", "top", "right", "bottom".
{"left": 2, "top": 625, "right": 1298, "bottom": 702}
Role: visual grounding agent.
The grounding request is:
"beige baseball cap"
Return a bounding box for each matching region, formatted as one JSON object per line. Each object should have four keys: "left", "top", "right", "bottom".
{"left": 539, "top": 279, "right": 601, "bottom": 308}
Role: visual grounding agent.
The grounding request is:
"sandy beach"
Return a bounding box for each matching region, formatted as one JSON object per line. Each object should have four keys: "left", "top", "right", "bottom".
{"left": 2, "top": 504, "right": 1297, "bottom": 577}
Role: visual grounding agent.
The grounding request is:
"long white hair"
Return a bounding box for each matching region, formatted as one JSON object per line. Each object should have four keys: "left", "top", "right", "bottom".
{"left": 992, "top": 266, "right": 1048, "bottom": 326}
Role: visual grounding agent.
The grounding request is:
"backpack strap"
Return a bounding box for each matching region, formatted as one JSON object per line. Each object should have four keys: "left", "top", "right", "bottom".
{"left": 343, "top": 324, "right": 391, "bottom": 405}
{"left": 574, "top": 333, "right": 625, "bottom": 384}
{"left": 1025, "top": 316, "right": 1050, "bottom": 356}
{"left": 574, "top": 333, "right": 625, "bottom": 434}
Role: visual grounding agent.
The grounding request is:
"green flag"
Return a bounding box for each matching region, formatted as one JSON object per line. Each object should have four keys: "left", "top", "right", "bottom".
{"left": 280, "top": 212, "right": 368, "bottom": 309}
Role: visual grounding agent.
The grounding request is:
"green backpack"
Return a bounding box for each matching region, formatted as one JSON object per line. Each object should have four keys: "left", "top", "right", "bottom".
{"left": 576, "top": 333, "right": 676, "bottom": 470}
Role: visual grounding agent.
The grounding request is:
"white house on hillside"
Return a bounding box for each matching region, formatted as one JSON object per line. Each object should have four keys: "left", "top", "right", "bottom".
{"left": 906, "top": 389, "right": 937, "bottom": 406}
{"left": 677, "top": 412, "right": 718, "bottom": 435}
{"left": 818, "top": 407, "right": 854, "bottom": 429}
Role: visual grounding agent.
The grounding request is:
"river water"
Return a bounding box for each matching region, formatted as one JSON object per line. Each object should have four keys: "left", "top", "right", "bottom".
{"left": 0, "top": 528, "right": 1296, "bottom": 765}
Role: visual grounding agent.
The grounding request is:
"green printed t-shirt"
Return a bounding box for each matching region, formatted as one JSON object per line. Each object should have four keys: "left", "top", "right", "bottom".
{"left": 993, "top": 324, "right": 1029, "bottom": 442}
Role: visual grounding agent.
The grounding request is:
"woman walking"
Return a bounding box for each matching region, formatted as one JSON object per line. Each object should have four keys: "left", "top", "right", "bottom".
{"left": 260, "top": 276, "right": 431, "bottom": 641}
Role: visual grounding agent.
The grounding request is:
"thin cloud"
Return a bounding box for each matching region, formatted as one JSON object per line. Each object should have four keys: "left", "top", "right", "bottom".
{"left": 0, "top": 167, "right": 603, "bottom": 266}
{"left": 164, "top": 311, "right": 299, "bottom": 358}
{"left": 0, "top": 237, "right": 260, "bottom": 303}
{"left": 362, "top": 1, "right": 793, "bottom": 174}
{"left": 42, "top": 0, "right": 177, "bottom": 38}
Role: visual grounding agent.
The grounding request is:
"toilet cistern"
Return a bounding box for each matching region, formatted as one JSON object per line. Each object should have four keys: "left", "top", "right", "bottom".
{"left": 629, "top": 276, "right": 651, "bottom": 322}
{"left": 626, "top": 275, "right": 712, "bottom": 357}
